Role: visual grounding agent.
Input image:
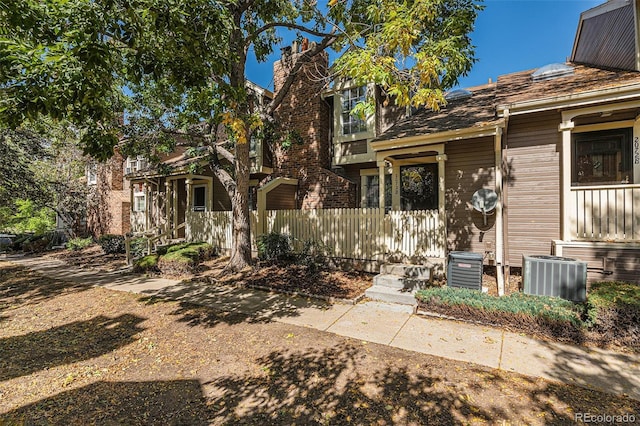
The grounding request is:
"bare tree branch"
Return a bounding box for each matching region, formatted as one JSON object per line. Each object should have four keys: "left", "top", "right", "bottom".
{"left": 245, "top": 22, "right": 336, "bottom": 48}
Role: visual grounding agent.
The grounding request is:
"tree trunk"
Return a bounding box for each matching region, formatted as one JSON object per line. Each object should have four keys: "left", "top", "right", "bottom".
{"left": 227, "top": 136, "right": 252, "bottom": 271}
{"left": 226, "top": 24, "right": 253, "bottom": 272}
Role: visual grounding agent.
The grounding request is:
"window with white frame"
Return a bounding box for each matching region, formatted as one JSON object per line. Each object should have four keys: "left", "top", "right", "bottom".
{"left": 341, "top": 86, "right": 368, "bottom": 135}
{"left": 87, "top": 163, "right": 97, "bottom": 185}
{"left": 572, "top": 128, "right": 633, "bottom": 186}
{"left": 126, "top": 156, "right": 148, "bottom": 174}
{"left": 133, "top": 191, "right": 147, "bottom": 212}
{"left": 361, "top": 172, "right": 391, "bottom": 209}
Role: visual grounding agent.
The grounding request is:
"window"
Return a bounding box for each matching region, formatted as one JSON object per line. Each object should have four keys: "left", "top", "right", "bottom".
{"left": 193, "top": 186, "right": 207, "bottom": 212}
{"left": 87, "top": 163, "right": 97, "bottom": 185}
{"left": 133, "top": 194, "right": 146, "bottom": 212}
{"left": 572, "top": 128, "right": 633, "bottom": 186}
{"left": 341, "top": 86, "right": 368, "bottom": 135}
{"left": 363, "top": 174, "right": 392, "bottom": 209}
{"left": 126, "top": 156, "right": 148, "bottom": 174}
{"left": 400, "top": 164, "right": 438, "bottom": 210}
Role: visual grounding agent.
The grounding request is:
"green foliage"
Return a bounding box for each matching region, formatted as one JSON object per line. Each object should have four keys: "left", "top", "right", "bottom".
{"left": 66, "top": 237, "right": 93, "bottom": 251}
{"left": 1, "top": 0, "right": 481, "bottom": 269}
{"left": 129, "top": 237, "right": 148, "bottom": 259}
{"left": 161, "top": 242, "right": 214, "bottom": 263}
{"left": 584, "top": 281, "right": 640, "bottom": 327}
{"left": 257, "top": 232, "right": 293, "bottom": 262}
{"left": 97, "top": 234, "right": 126, "bottom": 254}
{"left": 0, "top": 200, "right": 55, "bottom": 235}
{"left": 416, "top": 287, "right": 583, "bottom": 327}
{"left": 281, "top": 130, "right": 304, "bottom": 151}
{"left": 134, "top": 242, "right": 213, "bottom": 273}
{"left": 333, "top": 0, "right": 483, "bottom": 111}
{"left": 298, "top": 239, "right": 333, "bottom": 273}
{"left": 135, "top": 254, "right": 160, "bottom": 272}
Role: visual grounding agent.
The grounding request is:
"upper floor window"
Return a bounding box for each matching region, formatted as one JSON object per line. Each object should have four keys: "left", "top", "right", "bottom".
{"left": 126, "top": 156, "right": 147, "bottom": 174}
{"left": 572, "top": 128, "right": 633, "bottom": 186}
{"left": 341, "top": 86, "right": 368, "bottom": 135}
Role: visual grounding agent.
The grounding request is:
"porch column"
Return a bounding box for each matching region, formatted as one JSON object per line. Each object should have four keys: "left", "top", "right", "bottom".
{"left": 185, "top": 178, "right": 193, "bottom": 213}
{"left": 436, "top": 153, "right": 447, "bottom": 258}
{"left": 494, "top": 128, "right": 505, "bottom": 296}
{"left": 143, "top": 182, "right": 149, "bottom": 231}
{"left": 634, "top": 115, "right": 640, "bottom": 184}
{"left": 164, "top": 180, "right": 171, "bottom": 234}
{"left": 391, "top": 161, "right": 400, "bottom": 211}
{"left": 208, "top": 177, "right": 214, "bottom": 211}
{"left": 172, "top": 179, "right": 178, "bottom": 238}
{"left": 130, "top": 181, "right": 135, "bottom": 213}
{"left": 377, "top": 160, "right": 386, "bottom": 209}
{"left": 559, "top": 119, "right": 575, "bottom": 241}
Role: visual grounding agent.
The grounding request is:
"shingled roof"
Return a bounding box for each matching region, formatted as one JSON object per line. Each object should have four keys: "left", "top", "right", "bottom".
{"left": 495, "top": 63, "right": 640, "bottom": 108}
{"left": 375, "top": 62, "right": 640, "bottom": 143}
{"left": 373, "top": 82, "right": 499, "bottom": 141}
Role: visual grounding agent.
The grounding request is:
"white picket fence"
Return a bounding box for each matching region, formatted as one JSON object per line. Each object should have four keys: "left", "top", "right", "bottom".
{"left": 186, "top": 208, "right": 445, "bottom": 261}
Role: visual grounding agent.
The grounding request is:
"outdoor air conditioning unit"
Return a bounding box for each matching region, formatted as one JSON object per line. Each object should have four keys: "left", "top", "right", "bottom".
{"left": 522, "top": 255, "right": 587, "bottom": 302}
{"left": 447, "top": 251, "right": 483, "bottom": 291}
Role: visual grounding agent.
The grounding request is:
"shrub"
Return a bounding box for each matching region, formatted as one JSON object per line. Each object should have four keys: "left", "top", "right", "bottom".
{"left": 256, "top": 232, "right": 292, "bottom": 262}
{"left": 21, "top": 233, "right": 54, "bottom": 253}
{"left": 98, "top": 234, "right": 125, "bottom": 254}
{"left": 135, "top": 242, "right": 214, "bottom": 275}
{"left": 298, "top": 238, "right": 332, "bottom": 273}
{"left": 585, "top": 281, "right": 640, "bottom": 350}
{"left": 66, "top": 237, "right": 93, "bottom": 251}
{"left": 129, "top": 237, "right": 148, "bottom": 259}
{"left": 416, "top": 287, "right": 583, "bottom": 328}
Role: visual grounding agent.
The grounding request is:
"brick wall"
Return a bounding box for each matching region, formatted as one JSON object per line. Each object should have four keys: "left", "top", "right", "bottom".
{"left": 87, "top": 151, "right": 131, "bottom": 236}
{"left": 272, "top": 42, "right": 356, "bottom": 209}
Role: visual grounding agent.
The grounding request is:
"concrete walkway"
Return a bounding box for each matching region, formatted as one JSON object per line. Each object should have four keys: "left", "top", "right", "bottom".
{"left": 5, "top": 255, "right": 640, "bottom": 401}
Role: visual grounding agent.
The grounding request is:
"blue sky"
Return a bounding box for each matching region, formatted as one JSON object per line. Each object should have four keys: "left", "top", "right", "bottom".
{"left": 246, "top": 0, "right": 604, "bottom": 91}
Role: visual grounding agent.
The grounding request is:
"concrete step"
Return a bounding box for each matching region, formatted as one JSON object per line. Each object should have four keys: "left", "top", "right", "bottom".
{"left": 380, "top": 263, "right": 432, "bottom": 280}
{"left": 373, "top": 274, "right": 433, "bottom": 291}
{"left": 365, "top": 285, "right": 418, "bottom": 306}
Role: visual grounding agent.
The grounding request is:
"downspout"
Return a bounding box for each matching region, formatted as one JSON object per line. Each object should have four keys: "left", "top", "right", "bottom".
{"left": 495, "top": 121, "right": 506, "bottom": 296}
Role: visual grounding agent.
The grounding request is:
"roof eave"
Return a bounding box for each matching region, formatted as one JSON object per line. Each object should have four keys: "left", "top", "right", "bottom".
{"left": 370, "top": 120, "right": 505, "bottom": 152}
{"left": 497, "top": 82, "right": 640, "bottom": 117}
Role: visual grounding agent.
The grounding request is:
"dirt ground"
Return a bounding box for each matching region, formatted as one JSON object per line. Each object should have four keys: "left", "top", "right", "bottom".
{"left": 1, "top": 260, "right": 639, "bottom": 424}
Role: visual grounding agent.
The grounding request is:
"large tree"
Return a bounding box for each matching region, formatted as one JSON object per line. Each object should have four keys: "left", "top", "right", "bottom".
{"left": 0, "top": 0, "right": 482, "bottom": 271}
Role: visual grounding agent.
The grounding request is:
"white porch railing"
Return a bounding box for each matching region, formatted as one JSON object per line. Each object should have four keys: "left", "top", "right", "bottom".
{"left": 570, "top": 184, "right": 640, "bottom": 242}
{"left": 186, "top": 208, "right": 445, "bottom": 261}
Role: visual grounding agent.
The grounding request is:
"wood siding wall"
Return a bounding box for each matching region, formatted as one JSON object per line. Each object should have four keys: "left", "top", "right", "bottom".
{"left": 445, "top": 137, "right": 496, "bottom": 254}
{"left": 266, "top": 184, "right": 297, "bottom": 210}
{"left": 573, "top": 3, "right": 636, "bottom": 71}
{"left": 505, "top": 111, "right": 562, "bottom": 266}
{"left": 562, "top": 246, "right": 640, "bottom": 285}
{"left": 213, "top": 175, "right": 232, "bottom": 211}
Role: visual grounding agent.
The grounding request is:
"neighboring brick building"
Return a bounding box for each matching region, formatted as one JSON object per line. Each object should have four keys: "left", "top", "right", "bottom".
{"left": 86, "top": 150, "right": 131, "bottom": 236}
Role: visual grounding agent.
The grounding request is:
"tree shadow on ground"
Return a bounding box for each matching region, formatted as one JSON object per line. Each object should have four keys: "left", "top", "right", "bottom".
{"left": 204, "top": 343, "right": 505, "bottom": 424}
{"left": 0, "top": 262, "right": 91, "bottom": 314}
{"left": 1, "top": 379, "right": 212, "bottom": 425}
{"left": 137, "top": 279, "right": 333, "bottom": 327}
{"left": 0, "top": 314, "right": 145, "bottom": 381}
{"left": 204, "top": 342, "right": 639, "bottom": 424}
{"left": 534, "top": 338, "right": 640, "bottom": 401}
